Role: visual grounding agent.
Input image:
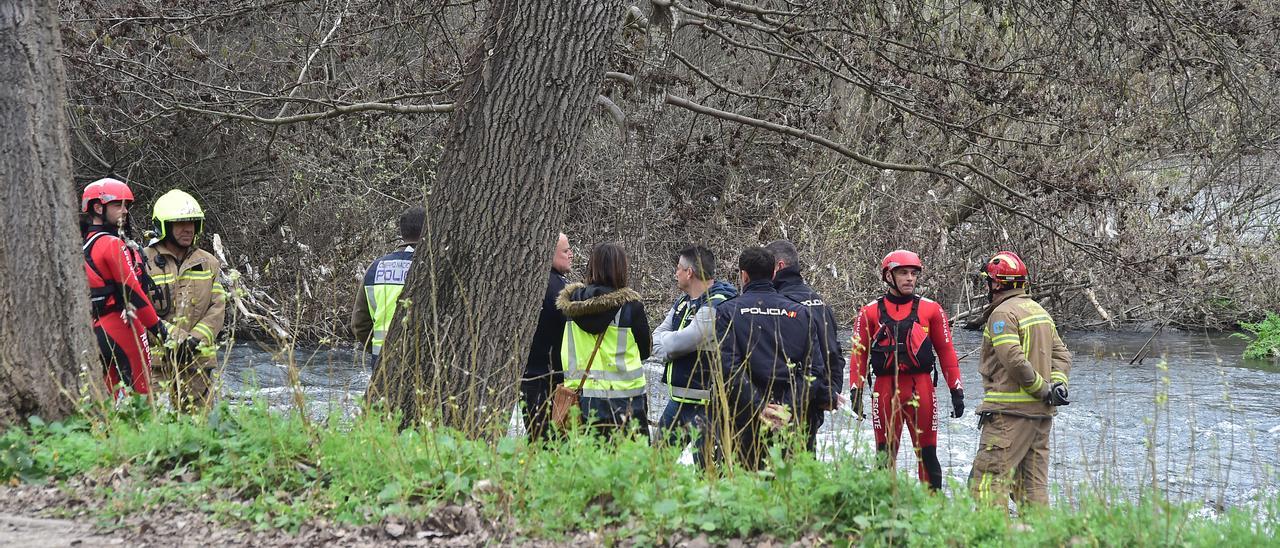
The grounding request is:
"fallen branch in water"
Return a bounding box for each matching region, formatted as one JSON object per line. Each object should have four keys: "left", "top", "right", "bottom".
{"left": 212, "top": 234, "right": 293, "bottom": 342}
{"left": 1129, "top": 320, "right": 1169, "bottom": 365}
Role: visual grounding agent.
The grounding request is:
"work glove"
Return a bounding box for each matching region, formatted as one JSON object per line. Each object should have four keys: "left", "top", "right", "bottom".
{"left": 149, "top": 320, "right": 170, "bottom": 343}
{"left": 949, "top": 388, "right": 965, "bottom": 418}
{"left": 1045, "top": 382, "right": 1070, "bottom": 406}
{"left": 850, "top": 387, "right": 865, "bottom": 419}
{"left": 173, "top": 338, "right": 201, "bottom": 365}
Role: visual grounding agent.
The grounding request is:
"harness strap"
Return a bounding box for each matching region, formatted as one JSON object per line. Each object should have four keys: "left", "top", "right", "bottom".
{"left": 870, "top": 295, "right": 934, "bottom": 376}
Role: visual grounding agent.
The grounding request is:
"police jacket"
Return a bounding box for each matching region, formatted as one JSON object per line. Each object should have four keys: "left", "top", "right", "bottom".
{"left": 351, "top": 245, "right": 413, "bottom": 356}
{"left": 773, "top": 266, "right": 843, "bottom": 407}
{"left": 557, "top": 283, "right": 651, "bottom": 399}
{"left": 653, "top": 280, "right": 737, "bottom": 404}
{"left": 523, "top": 268, "right": 569, "bottom": 380}
{"left": 143, "top": 244, "right": 226, "bottom": 365}
{"left": 714, "top": 279, "right": 825, "bottom": 418}
{"left": 976, "top": 289, "right": 1072, "bottom": 418}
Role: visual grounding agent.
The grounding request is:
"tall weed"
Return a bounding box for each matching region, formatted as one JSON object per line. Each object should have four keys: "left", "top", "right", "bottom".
{"left": 2, "top": 402, "right": 1276, "bottom": 544}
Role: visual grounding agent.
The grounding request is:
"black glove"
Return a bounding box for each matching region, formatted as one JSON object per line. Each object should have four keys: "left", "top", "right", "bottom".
{"left": 149, "top": 320, "right": 169, "bottom": 343}
{"left": 851, "top": 388, "right": 865, "bottom": 419}
{"left": 950, "top": 388, "right": 965, "bottom": 418}
{"left": 1045, "top": 382, "right": 1070, "bottom": 406}
{"left": 174, "top": 338, "right": 200, "bottom": 365}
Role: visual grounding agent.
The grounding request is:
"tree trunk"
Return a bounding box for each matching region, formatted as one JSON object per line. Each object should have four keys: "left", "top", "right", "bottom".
{"left": 0, "top": 0, "right": 97, "bottom": 428}
{"left": 369, "top": 0, "right": 623, "bottom": 434}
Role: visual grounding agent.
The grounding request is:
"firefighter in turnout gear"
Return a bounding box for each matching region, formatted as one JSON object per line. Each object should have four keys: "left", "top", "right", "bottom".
{"left": 81, "top": 178, "right": 169, "bottom": 399}
{"left": 969, "top": 251, "right": 1072, "bottom": 508}
{"left": 848, "top": 250, "right": 963, "bottom": 490}
{"left": 144, "top": 189, "right": 226, "bottom": 411}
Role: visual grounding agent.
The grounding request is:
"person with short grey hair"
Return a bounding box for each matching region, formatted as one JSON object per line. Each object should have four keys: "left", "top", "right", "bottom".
{"left": 652, "top": 245, "right": 737, "bottom": 466}
{"left": 765, "top": 239, "right": 843, "bottom": 453}
{"left": 519, "top": 233, "right": 573, "bottom": 441}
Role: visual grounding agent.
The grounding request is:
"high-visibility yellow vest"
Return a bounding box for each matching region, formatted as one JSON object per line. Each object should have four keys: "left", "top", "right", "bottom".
{"left": 363, "top": 248, "right": 413, "bottom": 356}
{"left": 561, "top": 309, "right": 647, "bottom": 399}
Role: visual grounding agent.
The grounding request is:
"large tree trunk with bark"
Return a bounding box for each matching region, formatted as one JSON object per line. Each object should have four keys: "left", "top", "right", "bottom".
{"left": 369, "top": 0, "right": 623, "bottom": 434}
{"left": 0, "top": 0, "right": 97, "bottom": 428}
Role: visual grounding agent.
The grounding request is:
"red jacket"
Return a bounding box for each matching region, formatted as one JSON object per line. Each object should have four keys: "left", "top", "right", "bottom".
{"left": 84, "top": 226, "right": 161, "bottom": 329}
{"left": 848, "top": 293, "right": 961, "bottom": 390}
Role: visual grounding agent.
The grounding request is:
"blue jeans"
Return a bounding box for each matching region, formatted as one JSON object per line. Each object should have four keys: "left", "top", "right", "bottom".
{"left": 657, "top": 400, "right": 712, "bottom": 467}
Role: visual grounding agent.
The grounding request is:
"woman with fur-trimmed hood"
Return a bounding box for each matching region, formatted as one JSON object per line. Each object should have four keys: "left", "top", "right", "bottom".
{"left": 556, "top": 242, "right": 652, "bottom": 437}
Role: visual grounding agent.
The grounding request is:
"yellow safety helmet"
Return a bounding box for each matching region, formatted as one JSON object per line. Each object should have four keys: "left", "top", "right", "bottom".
{"left": 151, "top": 189, "right": 205, "bottom": 241}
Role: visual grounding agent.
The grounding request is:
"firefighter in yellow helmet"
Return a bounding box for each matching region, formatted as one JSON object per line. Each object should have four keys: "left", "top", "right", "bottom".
{"left": 143, "top": 189, "right": 227, "bottom": 412}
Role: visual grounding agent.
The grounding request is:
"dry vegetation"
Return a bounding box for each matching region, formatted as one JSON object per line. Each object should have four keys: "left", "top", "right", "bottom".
{"left": 59, "top": 0, "right": 1280, "bottom": 341}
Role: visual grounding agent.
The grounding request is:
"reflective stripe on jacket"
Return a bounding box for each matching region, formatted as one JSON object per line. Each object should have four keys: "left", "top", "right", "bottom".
{"left": 144, "top": 245, "right": 226, "bottom": 365}
{"left": 662, "top": 281, "right": 736, "bottom": 404}
{"left": 353, "top": 246, "right": 413, "bottom": 356}
{"left": 563, "top": 309, "right": 647, "bottom": 398}
{"left": 976, "top": 289, "right": 1072, "bottom": 418}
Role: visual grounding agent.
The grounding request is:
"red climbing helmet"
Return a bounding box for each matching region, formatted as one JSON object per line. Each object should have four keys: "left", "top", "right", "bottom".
{"left": 978, "top": 251, "right": 1029, "bottom": 288}
{"left": 880, "top": 250, "right": 923, "bottom": 276}
{"left": 81, "top": 178, "right": 134, "bottom": 212}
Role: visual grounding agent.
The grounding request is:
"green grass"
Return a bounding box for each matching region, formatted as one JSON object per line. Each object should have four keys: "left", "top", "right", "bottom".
{"left": 1235, "top": 312, "right": 1280, "bottom": 362}
{"left": 2, "top": 401, "right": 1276, "bottom": 545}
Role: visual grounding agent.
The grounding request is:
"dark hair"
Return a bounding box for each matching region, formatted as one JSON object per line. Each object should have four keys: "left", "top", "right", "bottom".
{"left": 764, "top": 240, "right": 800, "bottom": 269}
{"left": 676, "top": 245, "right": 716, "bottom": 281}
{"left": 738, "top": 246, "right": 776, "bottom": 282}
{"left": 586, "top": 242, "right": 629, "bottom": 289}
{"left": 399, "top": 206, "right": 426, "bottom": 241}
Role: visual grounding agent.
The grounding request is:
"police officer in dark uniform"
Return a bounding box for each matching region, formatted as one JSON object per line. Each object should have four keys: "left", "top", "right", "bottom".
{"left": 714, "top": 246, "right": 827, "bottom": 470}
{"left": 766, "top": 240, "right": 844, "bottom": 453}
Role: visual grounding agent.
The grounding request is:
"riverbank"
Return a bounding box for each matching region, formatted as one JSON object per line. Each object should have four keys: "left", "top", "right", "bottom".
{"left": 2, "top": 402, "right": 1275, "bottom": 545}
{"left": 220, "top": 328, "right": 1280, "bottom": 509}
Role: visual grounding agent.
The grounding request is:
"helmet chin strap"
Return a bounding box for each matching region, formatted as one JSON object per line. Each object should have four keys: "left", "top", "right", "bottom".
{"left": 884, "top": 272, "right": 903, "bottom": 296}
{"left": 985, "top": 278, "right": 1017, "bottom": 302}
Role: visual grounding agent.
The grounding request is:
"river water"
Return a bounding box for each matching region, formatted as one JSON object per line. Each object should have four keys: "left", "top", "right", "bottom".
{"left": 217, "top": 329, "right": 1279, "bottom": 509}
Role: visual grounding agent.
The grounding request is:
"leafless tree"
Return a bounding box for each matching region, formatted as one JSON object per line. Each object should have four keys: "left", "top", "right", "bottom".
{"left": 48, "top": 0, "right": 1280, "bottom": 426}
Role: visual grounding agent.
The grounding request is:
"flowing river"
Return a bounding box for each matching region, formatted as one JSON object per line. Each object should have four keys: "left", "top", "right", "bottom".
{"left": 217, "top": 329, "right": 1279, "bottom": 510}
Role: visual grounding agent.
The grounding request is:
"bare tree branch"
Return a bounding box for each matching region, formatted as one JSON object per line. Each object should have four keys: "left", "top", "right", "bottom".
{"left": 595, "top": 94, "right": 627, "bottom": 141}
{"left": 173, "top": 100, "right": 456, "bottom": 125}
{"left": 663, "top": 91, "right": 1111, "bottom": 258}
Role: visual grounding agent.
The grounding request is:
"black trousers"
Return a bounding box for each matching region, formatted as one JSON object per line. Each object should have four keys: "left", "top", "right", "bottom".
{"left": 804, "top": 403, "right": 825, "bottom": 453}
{"left": 520, "top": 373, "right": 562, "bottom": 441}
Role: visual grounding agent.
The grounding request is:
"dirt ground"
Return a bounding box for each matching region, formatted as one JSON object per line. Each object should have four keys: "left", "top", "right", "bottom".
{"left": 0, "top": 480, "right": 499, "bottom": 547}
{"left": 0, "top": 481, "right": 760, "bottom": 547}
